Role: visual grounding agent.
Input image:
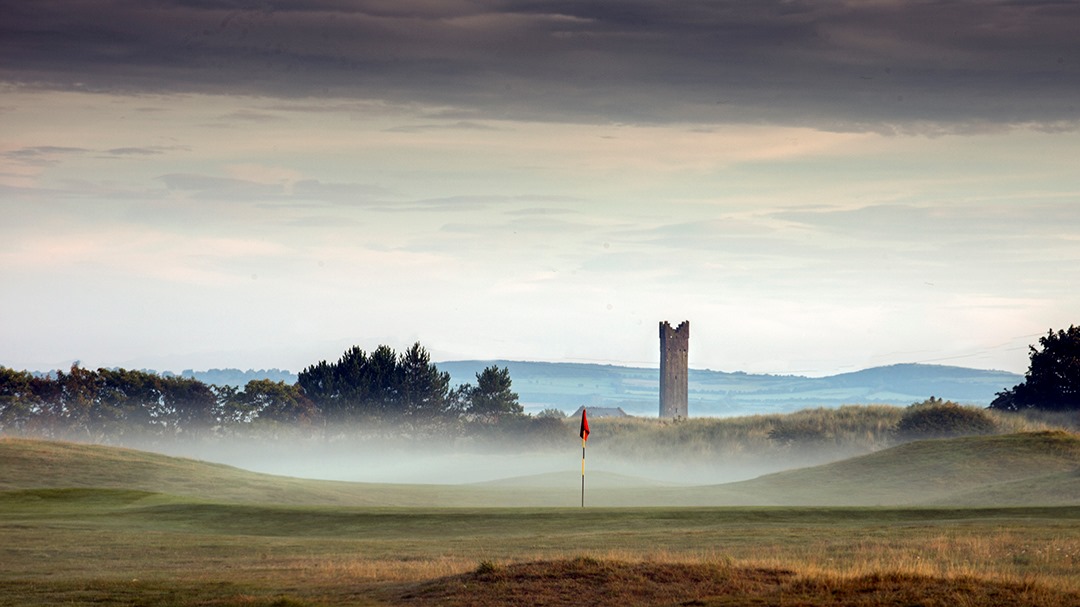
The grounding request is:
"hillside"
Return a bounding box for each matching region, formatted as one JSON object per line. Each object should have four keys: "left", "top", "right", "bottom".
{"left": 0, "top": 438, "right": 443, "bottom": 506}
{"left": 717, "top": 431, "right": 1080, "bottom": 506}
{"left": 440, "top": 360, "right": 1021, "bottom": 415}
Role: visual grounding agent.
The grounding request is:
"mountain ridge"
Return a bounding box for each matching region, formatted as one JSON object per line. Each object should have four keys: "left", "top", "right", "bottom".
{"left": 45, "top": 360, "right": 1020, "bottom": 417}
{"left": 439, "top": 360, "right": 1021, "bottom": 416}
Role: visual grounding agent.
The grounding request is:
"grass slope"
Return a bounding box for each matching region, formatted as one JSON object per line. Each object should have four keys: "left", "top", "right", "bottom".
{"left": 0, "top": 437, "right": 682, "bottom": 507}
{"left": 720, "top": 431, "right": 1080, "bottom": 506}
{"left": 5, "top": 432, "right": 1080, "bottom": 507}
{"left": 0, "top": 437, "right": 453, "bottom": 506}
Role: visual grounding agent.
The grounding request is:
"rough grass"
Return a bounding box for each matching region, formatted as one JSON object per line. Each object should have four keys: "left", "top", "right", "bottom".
{"left": 396, "top": 557, "right": 1080, "bottom": 607}
{"left": 398, "top": 557, "right": 794, "bottom": 607}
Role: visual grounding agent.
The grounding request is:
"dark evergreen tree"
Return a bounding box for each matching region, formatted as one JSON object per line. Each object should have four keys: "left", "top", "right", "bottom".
{"left": 296, "top": 342, "right": 454, "bottom": 422}
{"left": 465, "top": 365, "right": 522, "bottom": 422}
{"left": 991, "top": 325, "right": 1080, "bottom": 411}
{"left": 398, "top": 342, "right": 452, "bottom": 421}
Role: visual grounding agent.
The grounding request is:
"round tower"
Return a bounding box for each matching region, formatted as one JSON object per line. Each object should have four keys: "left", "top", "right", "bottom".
{"left": 659, "top": 320, "right": 689, "bottom": 419}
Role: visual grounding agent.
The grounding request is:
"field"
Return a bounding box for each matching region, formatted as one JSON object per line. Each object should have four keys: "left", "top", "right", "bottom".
{"left": 3, "top": 435, "right": 1080, "bottom": 606}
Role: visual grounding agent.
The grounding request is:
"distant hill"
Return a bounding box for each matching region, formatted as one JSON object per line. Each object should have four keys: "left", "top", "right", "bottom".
{"left": 177, "top": 367, "right": 297, "bottom": 388}
{"left": 26, "top": 360, "right": 1020, "bottom": 416}
{"left": 439, "top": 361, "right": 1022, "bottom": 416}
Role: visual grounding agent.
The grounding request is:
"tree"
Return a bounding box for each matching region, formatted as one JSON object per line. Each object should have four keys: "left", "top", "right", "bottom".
{"left": 54, "top": 364, "right": 100, "bottom": 440}
{"left": 0, "top": 367, "right": 51, "bottom": 434}
{"left": 94, "top": 367, "right": 167, "bottom": 437}
{"left": 296, "top": 342, "right": 454, "bottom": 423}
{"left": 991, "top": 326, "right": 1080, "bottom": 411}
{"left": 237, "top": 379, "right": 318, "bottom": 425}
{"left": 159, "top": 375, "right": 218, "bottom": 435}
{"left": 397, "top": 342, "right": 453, "bottom": 421}
{"left": 294, "top": 359, "right": 336, "bottom": 414}
{"left": 465, "top": 365, "right": 522, "bottom": 422}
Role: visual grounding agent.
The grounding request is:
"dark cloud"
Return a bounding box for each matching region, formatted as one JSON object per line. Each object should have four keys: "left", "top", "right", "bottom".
{"left": 3, "top": 145, "right": 188, "bottom": 165}
{"left": 2, "top": 146, "right": 91, "bottom": 164}
{"left": 2, "top": 0, "right": 1078, "bottom": 131}
{"left": 218, "top": 109, "right": 288, "bottom": 123}
{"left": 383, "top": 120, "right": 503, "bottom": 133}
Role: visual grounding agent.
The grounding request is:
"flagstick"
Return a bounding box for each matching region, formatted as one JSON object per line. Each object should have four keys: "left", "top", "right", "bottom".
{"left": 581, "top": 437, "right": 586, "bottom": 508}
{"left": 579, "top": 408, "right": 589, "bottom": 508}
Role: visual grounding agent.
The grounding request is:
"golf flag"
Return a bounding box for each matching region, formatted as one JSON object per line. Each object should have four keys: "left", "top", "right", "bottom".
{"left": 580, "top": 408, "right": 590, "bottom": 443}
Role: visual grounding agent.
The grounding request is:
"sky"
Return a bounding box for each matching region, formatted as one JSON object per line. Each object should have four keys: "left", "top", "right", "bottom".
{"left": 2, "top": 0, "right": 1079, "bottom": 377}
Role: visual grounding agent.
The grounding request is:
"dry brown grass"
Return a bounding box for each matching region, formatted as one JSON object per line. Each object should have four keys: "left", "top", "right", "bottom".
{"left": 391, "top": 557, "right": 1080, "bottom": 607}
{"left": 395, "top": 557, "right": 792, "bottom": 607}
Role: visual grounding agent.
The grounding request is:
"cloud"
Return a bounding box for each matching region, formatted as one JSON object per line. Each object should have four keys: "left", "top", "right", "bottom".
{"left": 2, "top": 145, "right": 91, "bottom": 165}
{"left": 157, "top": 172, "right": 284, "bottom": 197}
{"left": 3, "top": 144, "right": 188, "bottom": 166}
{"left": 3, "top": 0, "right": 1078, "bottom": 131}
{"left": 104, "top": 147, "right": 170, "bottom": 156}
{"left": 217, "top": 109, "right": 288, "bottom": 123}
{"left": 154, "top": 172, "right": 392, "bottom": 205}
{"left": 775, "top": 201, "right": 1080, "bottom": 247}
{"left": 383, "top": 120, "right": 503, "bottom": 133}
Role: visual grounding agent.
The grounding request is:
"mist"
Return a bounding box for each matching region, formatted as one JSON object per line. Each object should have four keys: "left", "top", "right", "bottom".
{"left": 122, "top": 419, "right": 879, "bottom": 489}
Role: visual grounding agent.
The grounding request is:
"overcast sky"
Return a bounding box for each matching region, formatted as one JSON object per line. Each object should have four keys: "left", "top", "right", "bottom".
{"left": 2, "top": 0, "right": 1079, "bottom": 376}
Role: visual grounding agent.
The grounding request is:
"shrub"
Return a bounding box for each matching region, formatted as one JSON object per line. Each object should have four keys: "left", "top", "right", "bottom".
{"left": 767, "top": 420, "right": 831, "bottom": 446}
{"left": 894, "top": 397, "right": 997, "bottom": 441}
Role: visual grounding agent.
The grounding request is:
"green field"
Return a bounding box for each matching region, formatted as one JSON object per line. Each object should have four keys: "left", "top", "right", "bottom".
{"left": 3, "top": 436, "right": 1080, "bottom": 606}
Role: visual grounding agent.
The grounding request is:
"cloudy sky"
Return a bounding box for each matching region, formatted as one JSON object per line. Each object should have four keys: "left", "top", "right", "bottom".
{"left": 2, "top": 0, "right": 1079, "bottom": 376}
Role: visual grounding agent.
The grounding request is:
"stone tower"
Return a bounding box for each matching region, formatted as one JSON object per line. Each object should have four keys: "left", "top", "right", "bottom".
{"left": 659, "top": 320, "right": 689, "bottom": 419}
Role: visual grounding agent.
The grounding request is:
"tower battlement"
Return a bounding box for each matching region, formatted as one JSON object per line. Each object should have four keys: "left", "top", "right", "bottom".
{"left": 659, "top": 320, "right": 689, "bottom": 419}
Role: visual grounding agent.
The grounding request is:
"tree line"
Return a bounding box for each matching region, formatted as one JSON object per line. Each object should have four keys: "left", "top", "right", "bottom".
{"left": 0, "top": 343, "right": 534, "bottom": 441}
{"left": 4, "top": 325, "right": 1077, "bottom": 442}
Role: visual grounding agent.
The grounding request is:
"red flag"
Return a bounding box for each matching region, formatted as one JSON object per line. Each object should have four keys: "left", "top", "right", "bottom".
{"left": 579, "top": 408, "right": 590, "bottom": 442}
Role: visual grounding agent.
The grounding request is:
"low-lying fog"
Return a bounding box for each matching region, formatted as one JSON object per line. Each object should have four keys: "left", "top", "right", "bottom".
{"left": 141, "top": 437, "right": 818, "bottom": 487}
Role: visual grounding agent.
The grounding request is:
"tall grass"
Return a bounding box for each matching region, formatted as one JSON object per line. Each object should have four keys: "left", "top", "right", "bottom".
{"left": 585, "top": 404, "right": 1078, "bottom": 462}
{"left": 587, "top": 405, "right": 902, "bottom": 466}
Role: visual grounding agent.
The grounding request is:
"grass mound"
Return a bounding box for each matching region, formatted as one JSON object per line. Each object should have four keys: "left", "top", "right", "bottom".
{"left": 399, "top": 558, "right": 1080, "bottom": 607}
{"left": 723, "top": 431, "right": 1080, "bottom": 505}
{"left": 400, "top": 557, "right": 793, "bottom": 607}
{"left": 0, "top": 437, "right": 428, "bottom": 506}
